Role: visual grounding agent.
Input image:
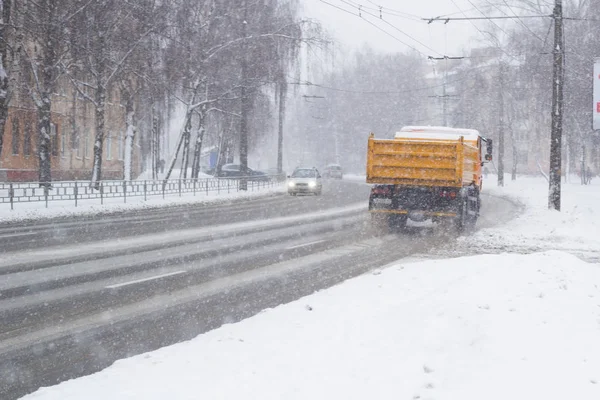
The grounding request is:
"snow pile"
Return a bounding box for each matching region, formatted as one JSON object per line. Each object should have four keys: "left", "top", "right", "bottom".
{"left": 466, "top": 176, "right": 600, "bottom": 258}
{"left": 0, "top": 183, "right": 286, "bottom": 223}
{"left": 24, "top": 251, "right": 600, "bottom": 400}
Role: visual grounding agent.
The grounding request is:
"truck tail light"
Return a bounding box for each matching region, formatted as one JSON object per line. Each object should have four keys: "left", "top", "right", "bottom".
{"left": 372, "top": 186, "right": 392, "bottom": 196}
{"left": 440, "top": 190, "right": 457, "bottom": 199}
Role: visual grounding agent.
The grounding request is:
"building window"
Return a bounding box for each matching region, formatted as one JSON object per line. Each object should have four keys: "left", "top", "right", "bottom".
{"left": 11, "top": 117, "right": 19, "bottom": 155}
{"left": 24, "top": 120, "right": 32, "bottom": 156}
{"left": 106, "top": 133, "right": 112, "bottom": 160}
{"left": 50, "top": 123, "right": 58, "bottom": 156}
{"left": 73, "top": 129, "right": 81, "bottom": 158}
{"left": 61, "top": 126, "right": 66, "bottom": 156}
{"left": 85, "top": 131, "right": 89, "bottom": 158}
{"left": 118, "top": 131, "right": 124, "bottom": 161}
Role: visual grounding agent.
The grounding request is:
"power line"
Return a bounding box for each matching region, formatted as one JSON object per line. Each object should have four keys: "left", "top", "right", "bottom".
{"left": 364, "top": 0, "right": 422, "bottom": 20}
{"left": 425, "top": 15, "right": 600, "bottom": 22}
{"left": 288, "top": 63, "right": 505, "bottom": 95}
{"left": 465, "top": 0, "right": 511, "bottom": 38}
{"left": 350, "top": 0, "right": 423, "bottom": 21}
{"left": 339, "top": 0, "right": 443, "bottom": 56}
{"left": 318, "top": 0, "right": 430, "bottom": 57}
{"left": 447, "top": 0, "right": 517, "bottom": 62}
{"left": 425, "top": 15, "right": 549, "bottom": 23}
{"left": 494, "top": 0, "right": 547, "bottom": 42}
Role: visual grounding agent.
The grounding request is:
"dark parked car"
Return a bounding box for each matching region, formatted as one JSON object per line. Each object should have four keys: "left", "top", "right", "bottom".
{"left": 215, "top": 164, "right": 270, "bottom": 181}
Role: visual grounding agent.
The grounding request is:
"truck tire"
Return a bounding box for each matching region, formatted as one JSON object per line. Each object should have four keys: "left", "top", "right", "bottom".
{"left": 455, "top": 190, "right": 479, "bottom": 233}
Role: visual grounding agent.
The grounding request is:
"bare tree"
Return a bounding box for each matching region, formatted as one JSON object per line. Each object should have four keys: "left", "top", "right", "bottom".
{"left": 19, "top": 0, "right": 81, "bottom": 186}
{"left": 67, "top": 0, "right": 167, "bottom": 188}
{"left": 0, "top": 0, "right": 12, "bottom": 161}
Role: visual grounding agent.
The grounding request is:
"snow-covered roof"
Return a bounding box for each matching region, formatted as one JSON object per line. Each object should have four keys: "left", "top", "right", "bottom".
{"left": 395, "top": 126, "right": 481, "bottom": 141}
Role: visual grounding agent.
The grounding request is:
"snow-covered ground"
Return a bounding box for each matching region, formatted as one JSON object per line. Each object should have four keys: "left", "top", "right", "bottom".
{"left": 0, "top": 182, "right": 286, "bottom": 223}
{"left": 22, "top": 175, "right": 600, "bottom": 400}
{"left": 452, "top": 175, "right": 600, "bottom": 262}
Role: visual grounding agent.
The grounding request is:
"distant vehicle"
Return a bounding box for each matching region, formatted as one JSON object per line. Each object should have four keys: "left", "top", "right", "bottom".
{"left": 287, "top": 167, "right": 322, "bottom": 196}
{"left": 215, "top": 164, "right": 270, "bottom": 181}
{"left": 323, "top": 164, "right": 343, "bottom": 179}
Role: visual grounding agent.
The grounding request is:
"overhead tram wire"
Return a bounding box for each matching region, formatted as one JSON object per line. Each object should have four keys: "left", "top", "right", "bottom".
{"left": 286, "top": 58, "right": 507, "bottom": 96}
{"left": 425, "top": 15, "right": 549, "bottom": 23}
{"left": 363, "top": 0, "right": 488, "bottom": 21}
{"left": 363, "top": 0, "right": 422, "bottom": 20}
{"left": 447, "top": 0, "right": 519, "bottom": 63}
{"left": 319, "top": 0, "right": 431, "bottom": 58}
{"left": 339, "top": 0, "right": 444, "bottom": 57}
{"left": 492, "top": 0, "right": 547, "bottom": 43}
{"left": 344, "top": 0, "right": 421, "bottom": 21}
{"left": 465, "top": 0, "right": 511, "bottom": 38}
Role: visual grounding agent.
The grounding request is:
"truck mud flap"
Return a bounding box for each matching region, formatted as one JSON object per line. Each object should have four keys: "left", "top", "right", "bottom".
{"left": 467, "top": 194, "right": 479, "bottom": 216}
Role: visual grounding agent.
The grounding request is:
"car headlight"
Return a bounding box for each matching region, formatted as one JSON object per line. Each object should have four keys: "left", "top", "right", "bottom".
{"left": 308, "top": 181, "right": 316, "bottom": 188}
{"left": 288, "top": 181, "right": 295, "bottom": 187}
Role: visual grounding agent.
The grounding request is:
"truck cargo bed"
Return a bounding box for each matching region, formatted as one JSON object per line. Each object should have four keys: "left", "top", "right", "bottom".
{"left": 366, "top": 135, "right": 480, "bottom": 188}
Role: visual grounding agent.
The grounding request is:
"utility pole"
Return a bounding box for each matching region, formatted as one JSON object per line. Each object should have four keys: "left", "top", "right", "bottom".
{"left": 498, "top": 62, "right": 505, "bottom": 187}
{"left": 239, "top": 0, "right": 249, "bottom": 190}
{"left": 549, "top": 0, "right": 564, "bottom": 210}
{"left": 277, "top": 82, "right": 286, "bottom": 174}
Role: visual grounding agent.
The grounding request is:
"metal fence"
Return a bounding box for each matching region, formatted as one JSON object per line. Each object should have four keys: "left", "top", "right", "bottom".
{"left": 0, "top": 175, "right": 286, "bottom": 210}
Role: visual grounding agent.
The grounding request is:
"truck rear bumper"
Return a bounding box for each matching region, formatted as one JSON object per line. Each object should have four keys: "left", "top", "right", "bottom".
{"left": 369, "top": 209, "right": 457, "bottom": 218}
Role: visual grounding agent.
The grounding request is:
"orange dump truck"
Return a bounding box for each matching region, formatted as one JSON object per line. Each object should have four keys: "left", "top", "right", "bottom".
{"left": 366, "top": 126, "right": 493, "bottom": 231}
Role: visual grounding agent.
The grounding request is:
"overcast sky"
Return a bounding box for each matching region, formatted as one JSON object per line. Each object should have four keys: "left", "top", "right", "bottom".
{"left": 302, "top": 0, "right": 512, "bottom": 57}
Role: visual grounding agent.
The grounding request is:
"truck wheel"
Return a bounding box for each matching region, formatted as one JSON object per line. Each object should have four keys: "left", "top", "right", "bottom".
{"left": 455, "top": 194, "right": 477, "bottom": 233}
{"left": 454, "top": 198, "right": 468, "bottom": 232}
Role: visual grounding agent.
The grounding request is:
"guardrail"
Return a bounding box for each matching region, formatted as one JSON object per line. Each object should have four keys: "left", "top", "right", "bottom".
{"left": 0, "top": 175, "right": 286, "bottom": 210}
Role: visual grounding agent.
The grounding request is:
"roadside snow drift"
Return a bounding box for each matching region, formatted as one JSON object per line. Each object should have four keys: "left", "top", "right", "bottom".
{"left": 24, "top": 251, "right": 600, "bottom": 400}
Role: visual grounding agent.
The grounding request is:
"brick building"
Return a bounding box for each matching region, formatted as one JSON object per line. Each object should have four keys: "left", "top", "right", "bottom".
{"left": 0, "top": 81, "right": 141, "bottom": 182}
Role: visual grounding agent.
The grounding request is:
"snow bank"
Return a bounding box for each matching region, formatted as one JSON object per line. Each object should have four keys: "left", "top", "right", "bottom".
{"left": 463, "top": 176, "right": 600, "bottom": 259}
{"left": 0, "top": 183, "right": 286, "bottom": 223}
{"left": 23, "top": 251, "right": 600, "bottom": 400}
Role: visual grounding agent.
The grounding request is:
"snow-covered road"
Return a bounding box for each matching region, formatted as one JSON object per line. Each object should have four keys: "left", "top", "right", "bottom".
{"left": 1, "top": 179, "right": 519, "bottom": 399}
{"left": 14, "top": 176, "right": 600, "bottom": 400}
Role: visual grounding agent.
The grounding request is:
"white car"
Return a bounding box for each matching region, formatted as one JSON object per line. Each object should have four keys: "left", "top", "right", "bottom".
{"left": 287, "top": 168, "right": 322, "bottom": 196}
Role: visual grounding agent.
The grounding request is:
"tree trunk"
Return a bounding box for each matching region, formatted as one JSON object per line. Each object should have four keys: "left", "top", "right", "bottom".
{"left": 91, "top": 84, "right": 106, "bottom": 188}
{"left": 164, "top": 110, "right": 192, "bottom": 181}
{"left": 124, "top": 95, "right": 135, "bottom": 181}
{"left": 151, "top": 102, "right": 159, "bottom": 180}
{"left": 191, "top": 110, "right": 206, "bottom": 179}
{"left": 277, "top": 82, "right": 286, "bottom": 174}
{"left": 497, "top": 63, "right": 505, "bottom": 187}
{"left": 511, "top": 142, "right": 518, "bottom": 181}
{"left": 38, "top": 93, "right": 52, "bottom": 186}
{"left": 0, "top": 0, "right": 11, "bottom": 160}
{"left": 508, "top": 119, "right": 517, "bottom": 181}
{"left": 239, "top": 0, "right": 249, "bottom": 190}
{"left": 215, "top": 119, "right": 232, "bottom": 175}
{"left": 181, "top": 116, "right": 191, "bottom": 179}
{"left": 0, "top": 94, "right": 8, "bottom": 161}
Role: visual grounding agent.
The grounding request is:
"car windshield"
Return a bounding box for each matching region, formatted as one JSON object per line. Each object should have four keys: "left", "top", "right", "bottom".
{"left": 291, "top": 169, "right": 316, "bottom": 178}
{"left": 328, "top": 165, "right": 341, "bottom": 170}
